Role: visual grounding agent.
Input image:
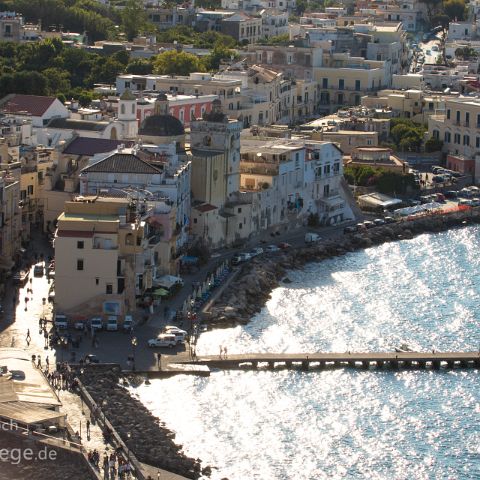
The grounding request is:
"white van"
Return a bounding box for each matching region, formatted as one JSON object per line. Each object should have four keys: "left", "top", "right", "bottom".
{"left": 305, "top": 232, "right": 321, "bottom": 243}
{"left": 106, "top": 316, "right": 118, "bottom": 331}
{"left": 54, "top": 314, "right": 68, "bottom": 329}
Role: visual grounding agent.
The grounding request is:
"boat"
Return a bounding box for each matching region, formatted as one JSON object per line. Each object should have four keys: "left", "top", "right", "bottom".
{"left": 395, "top": 343, "right": 413, "bottom": 353}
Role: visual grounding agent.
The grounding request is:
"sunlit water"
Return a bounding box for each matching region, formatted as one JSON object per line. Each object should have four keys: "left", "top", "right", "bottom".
{"left": 132, "top": 227, "right": 480, "bottom": 479}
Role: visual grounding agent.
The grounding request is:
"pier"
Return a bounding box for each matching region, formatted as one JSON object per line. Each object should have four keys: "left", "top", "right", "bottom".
{"left": 166, "top": 351, "right": 480, "bottom": 372}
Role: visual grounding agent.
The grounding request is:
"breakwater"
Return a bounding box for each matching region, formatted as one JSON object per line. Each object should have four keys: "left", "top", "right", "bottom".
{"left": 208, "top": 210, "right": 480, "bottom": 328}
{"left": 77, "top": 366, "right": 209, "bottom": 479}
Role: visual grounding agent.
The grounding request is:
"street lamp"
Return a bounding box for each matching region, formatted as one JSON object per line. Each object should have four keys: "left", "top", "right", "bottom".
{"left": 131, "top": 337, "right": 138, "bottom": 371}
{"left": 126, "top": 432, "right": 131, "bottom": 461}
{"left": 102, "top": 399, "right": 108, "bottom": 427}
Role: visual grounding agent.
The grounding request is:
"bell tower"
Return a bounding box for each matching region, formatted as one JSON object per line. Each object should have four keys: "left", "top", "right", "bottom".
{"left": 118, "top": 89, "right": 138, "bottom": 139}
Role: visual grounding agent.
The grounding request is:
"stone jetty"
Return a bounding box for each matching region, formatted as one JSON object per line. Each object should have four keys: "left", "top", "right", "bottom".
{"left": 78, "top": 366, "right": 208, "bottom": 479}
{"left": 207, "top": 210, "right": 480, "bottom": 328}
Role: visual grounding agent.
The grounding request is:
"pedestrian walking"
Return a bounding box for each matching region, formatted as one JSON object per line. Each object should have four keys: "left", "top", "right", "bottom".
{"left": 45, "top": 356, "right": 49, "bottom": 369}
{"left": 157, "top": 353, "right": 162, "bottom": 367}
{"left": 223, "top": 346, "right": 228, "bottom": 359}
{"left": 219, "top": 345, "right": 223, "bottom": 359}
{"left": 26, "top": 329, "right": 31, "bottom": 345}
{"left": 86, "top": 419, "right": 90, "bottom": 436}
{"left": 37, "top": 355, "right": 41, "bottom": 368}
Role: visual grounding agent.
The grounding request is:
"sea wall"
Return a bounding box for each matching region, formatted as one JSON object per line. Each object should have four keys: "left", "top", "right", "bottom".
{"left": 77, "top": 366, "right": 208, "bottom": 479}
{"left": 207, "top": 211, "right": 480, "bottom": 328}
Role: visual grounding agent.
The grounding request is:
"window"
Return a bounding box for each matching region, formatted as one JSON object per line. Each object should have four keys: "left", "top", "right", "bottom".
{"left": 477, "top": 137, "right": 480, "bottom": 148}
{"left": 106, "top": 284, "right": 113, "bottom": 295}
{"left": 454, "top": 133, "right": 461, "bottom": 144}
{"left": 355, "top": 80, "right": 361, "bottom": 91}
{"left": 322, "top": 78, "right": 328, "bottom": 89}
{"left": 238, "top": 207, "right": 242, "bottom": 213}
{"left": 27, "top": 185, "right": 33, "bottom": 195}
{"left": 456, "top": 111, "right": 460, "bottom": 123}
{"left": 447, "top": 109, "right": 450, "bottom": 120}
{"left": 338, "top": 79, "right": 344, "bottom": 90}
{"left": 477, "top": 114, "right": 480, "bottom": 127}
{"left": 338, "top": 93, "right": 344, "bottom": 105}
{"left": 466, "top": 112, "right": 470, "bottom": 126}
{"left": 95, "top": 277, "right": 99, "bottom": 285}
{"left": 463, "top": 135, "right": 470, "bottom": 146}
{"left": 77, "top": 259, "right": 84, "bottom": 271}
{"left": 77, "top": 241, "right": 84, "bottom": 249}
{"left": 444, "top": 132, "right": 451, "bottom": 143}
{"left": 121, "top": 104, "right": 125, "bottom": 114}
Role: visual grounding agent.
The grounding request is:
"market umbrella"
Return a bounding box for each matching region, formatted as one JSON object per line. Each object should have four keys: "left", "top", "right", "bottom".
{"left": 154, "top": 288, "right": 169, "bottom": 297}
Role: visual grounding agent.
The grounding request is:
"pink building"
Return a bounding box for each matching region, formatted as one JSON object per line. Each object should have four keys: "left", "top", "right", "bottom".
{"left": 136, "top": 94, "right": 217, "bottom": 127}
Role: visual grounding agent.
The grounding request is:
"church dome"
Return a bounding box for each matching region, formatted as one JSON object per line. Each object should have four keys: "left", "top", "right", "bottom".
{"left": 139, "top": 114, "right": 185, "bottom": 137}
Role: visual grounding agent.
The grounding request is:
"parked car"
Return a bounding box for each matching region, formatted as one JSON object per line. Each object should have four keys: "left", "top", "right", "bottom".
{"left": 265, "top": 244, "right": 281, "bottom": 253}
{"left": 444, "top": 190, "right": 458, "bottom": 199}
{"left": 305, "top": 232, "right": 321, "bottom": 243}
{"left": 432, "top": 175, "right": 446, "bottom": 183}
{"left": 54, "top": 314, "right": 68, "bottom": 330}
{"left": 164, "top": 326, "right": 188, "bottom": 344}
{"left": 232, "top": 253, "right": 251, "bottom": 265}
{"left": 373, "top": 218, "right": 386, "bottom": 226}
{"left": 278, "top": 242, "right": 291, "bottom": 249}
{"left": 106, "top": 316, "right": 118, "bottom": 332}
{"left": 344, "top": 225, "right": 357, "bottom": 234}
{"left": 384, "top": 216, "right": 396, "bottom": 224}
{"left": 90, "top": 317, "right": 103, "bottom": 331}
{"left": 33, "top": 263, "right": 44, "bottom": 277}
{"left": 123, "top": 315, "right": 134, "bottom": 333}
{"left": 84, "top": 354, "right": 100, "bottom": 364}
{"left": 363, "top": 221, "right": 375, "bottom": 229}
{"left": 435, "top": 193, "right": 446, "bottom": 202}
{"left": 148, "top": 334, "right": 177, "bottom": 348}
{"left": 460, "top": 188, "right": 473, "bottom": 198}
{"left": 249, "top": 247, "right": 264, "bottom": 257}
{"left": 13, "top": 270, "right": 29, "bottom": 285}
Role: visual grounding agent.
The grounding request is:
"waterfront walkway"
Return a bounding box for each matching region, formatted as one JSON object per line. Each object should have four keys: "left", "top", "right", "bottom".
{"left": 166, "top": 351, "right": 480, "bottom": 372}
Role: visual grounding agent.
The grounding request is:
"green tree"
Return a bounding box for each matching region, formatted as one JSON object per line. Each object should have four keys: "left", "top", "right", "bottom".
{"left": 391, "top": 123, "right": 414, "bottom": 145}
{"left": 126, "top": 58, "right": 153, "bottom": 74}
{"left": 121, "top": 0, "right": 148, "bottom": 41}
{"left": 444, "top": 0, "right": 466, "bottom": 21}
{"left": 425, "top": 137, "right": 444, "bottom": 152}
{"left": 43, "top": 67, "right": 71, "bottom": 94}
{"left": 203, "top": 44, "right": 237, "bottom": 71}
{"left": 153, "top": 50, "right": 205, "bottom": 76}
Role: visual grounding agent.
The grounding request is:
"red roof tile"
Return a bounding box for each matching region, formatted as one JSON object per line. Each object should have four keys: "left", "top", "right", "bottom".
{"left": 0, "top": 94, "right": 57, "bottom": 117}
{"left": 194, "top": 203, "right": 217, "bottom": 213}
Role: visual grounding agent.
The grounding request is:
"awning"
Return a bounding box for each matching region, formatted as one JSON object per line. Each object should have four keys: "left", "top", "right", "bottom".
{"left": 181, "top": 256, "right": 199, "bottom": 264}
{"left": 153, "top": 275, "right": 183, "bottom": 289}
{"left": 153, "top": 288, "right": 169, "bottom": 297}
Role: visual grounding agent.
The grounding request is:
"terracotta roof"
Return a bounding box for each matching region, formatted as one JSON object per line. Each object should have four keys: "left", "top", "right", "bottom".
{"left": 82, "top": 152, "right": 162, "bottom": 174}
{"left": 47, "top": 118, "right": 110, "bottom": 131}
{"left": 193, "top": 203, "right": 217, "bottom": 213}
{"left": 63, "top": 137, "right": 134, "bottom": 156}
{"left": 0, "top": 94, "right": 57, "bottom": 117}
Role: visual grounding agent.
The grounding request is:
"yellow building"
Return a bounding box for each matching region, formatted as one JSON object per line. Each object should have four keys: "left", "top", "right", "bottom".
{"left": 315, "top": 53, "right": 386, "bottom": 112}
{"left": 55, "top": 197, "right": 159, "bottom": 317}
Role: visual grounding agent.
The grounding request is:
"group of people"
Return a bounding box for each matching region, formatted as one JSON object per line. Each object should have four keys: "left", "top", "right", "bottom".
{"left": 88, "top": 449, "right": 133, "bottom": 480}
{"left": 219, "top": 345, "right": 228, "bottom": 359}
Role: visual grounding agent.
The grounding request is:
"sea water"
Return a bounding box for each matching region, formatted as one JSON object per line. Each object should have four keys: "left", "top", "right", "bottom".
{"left": 132, "top": 226, "right": 480, "bottom": 479}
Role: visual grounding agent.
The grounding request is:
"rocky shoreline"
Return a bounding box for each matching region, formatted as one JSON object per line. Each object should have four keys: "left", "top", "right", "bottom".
{"left": 78, "top": 367, "right": 210, "bottom": 479}
{"left": 207, "top": 210, "right": 480, "bottom": 328}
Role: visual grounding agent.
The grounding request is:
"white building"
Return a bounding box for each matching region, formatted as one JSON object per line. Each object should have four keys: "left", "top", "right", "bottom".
{"left": 0, "top": 94, "right": 68, "bottom": 128}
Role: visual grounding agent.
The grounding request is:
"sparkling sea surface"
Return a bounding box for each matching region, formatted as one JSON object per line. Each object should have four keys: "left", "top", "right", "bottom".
{"left": 132, "top": 227, "right": 480, "bottom": 479}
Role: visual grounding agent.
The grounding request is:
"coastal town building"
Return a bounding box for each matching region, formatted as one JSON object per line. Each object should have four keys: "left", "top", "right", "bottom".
{"left": 428, "top": 96, "right": 480, "bottom": 181}
{"left": 0, "top": 94, "right": 69, "bottom": 128}
{"left": 344, "top": 146, "right": 408, "bottom": 174}
{"left": 54, "top": 196, "right": 158, "bottom": 316}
